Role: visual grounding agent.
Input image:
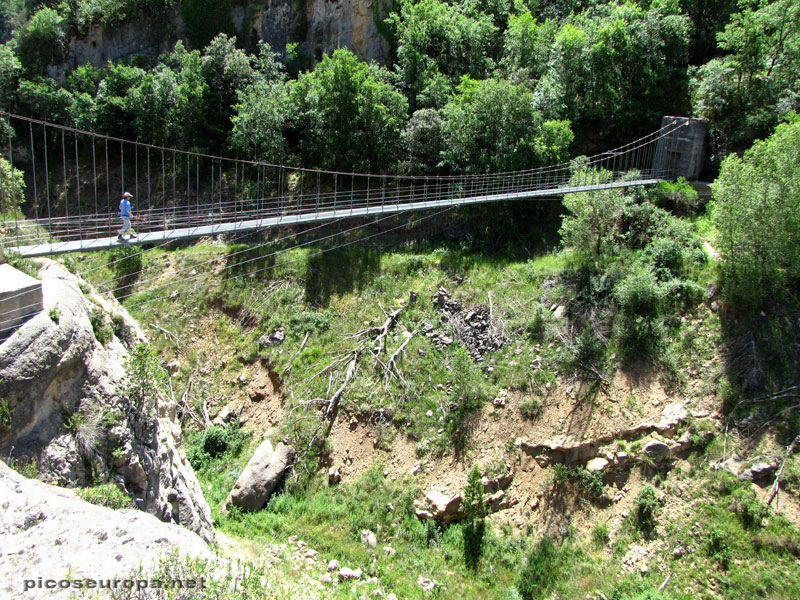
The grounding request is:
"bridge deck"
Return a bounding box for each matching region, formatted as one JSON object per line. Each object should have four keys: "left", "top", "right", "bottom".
{"left": 7, "top": 179, "right": 660, "bottom": 257}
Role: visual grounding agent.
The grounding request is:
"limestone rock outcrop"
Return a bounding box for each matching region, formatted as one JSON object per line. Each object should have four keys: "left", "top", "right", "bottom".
{"left": 0, "top": 260, "right": 214, "bottom": 543}
{"left": 222, "top": 438, "right": 295, "bottom": 513}
{"left": 0, "top": 460, "right": 212, "bottom": 600}
{"left": 49, "top": 0, "right": 392, "bottom": 81}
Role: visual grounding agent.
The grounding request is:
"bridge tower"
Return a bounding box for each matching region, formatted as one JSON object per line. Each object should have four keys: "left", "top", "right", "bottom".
{"left": 652, "top": 116, "right": 708, "bottom": 181}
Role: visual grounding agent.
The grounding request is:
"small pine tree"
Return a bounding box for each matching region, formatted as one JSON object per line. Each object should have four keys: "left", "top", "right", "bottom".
{"left": 463, "top": 465, "right": 486, "bottom": 569}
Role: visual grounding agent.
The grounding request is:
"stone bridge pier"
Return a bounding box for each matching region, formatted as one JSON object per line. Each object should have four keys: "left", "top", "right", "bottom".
{"left": 652, "top": 116, "right": 708, "bottom": 180}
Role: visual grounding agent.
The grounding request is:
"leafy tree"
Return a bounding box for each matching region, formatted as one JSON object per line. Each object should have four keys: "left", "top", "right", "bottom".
{"left": 679, "top": 0, "right": 738, "bottom": 64}
{"left": 229, "top": 45, "right": 289, "bottom": 164}
{"left": 89, "top": 62, "right": 147, "bottom": 136}
{"left": 288, "top": 49, "right": 408, "bottom": 172}
{"left": 398, "top": 108, "right": 444, "bottom": 174}
{"left": 0, "top": 42, "right": 21, "bottom": 106}
{"left": 559, "top": 185, "right": 633, "bottom": 261}
{"left": 440, "top": 76, "right": 572, "bottom": 174}
{"left": 692, "top": 0, "right": 800, "bottom": 157}
{"left": 534, "top": 1, "right": 691, "bottom": 136}
{"left": 199, "top": 34, "right": 257, "bottom": 149}
{"left": 501, "top": 12, "right": 556, "bottom": 79}
{"left": 390, "top": 0, "right": 497, "bottom": 110}
{"left": 711, "top": 115, "right": 800, "bottom": 309}
{"left": 15, "top": 76, "right": 74, "bottom": 121}
{"left": 12, "top": 6, "right": 65, "bottom": 75}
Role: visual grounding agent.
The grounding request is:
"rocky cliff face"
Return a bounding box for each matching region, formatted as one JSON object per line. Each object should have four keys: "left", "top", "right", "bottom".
{"left": 239, "top": 0, "right": 392, "bottom": 63}
{"left": 49, "top": 0, "right": 392, "bottom": 80}
{"left": 0, "top": 260, "right": 214, "bottom": 544}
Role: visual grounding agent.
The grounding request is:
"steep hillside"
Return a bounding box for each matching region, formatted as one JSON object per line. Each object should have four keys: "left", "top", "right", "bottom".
{"left": 55, "top": 181, "right": 800, "bottom": 599}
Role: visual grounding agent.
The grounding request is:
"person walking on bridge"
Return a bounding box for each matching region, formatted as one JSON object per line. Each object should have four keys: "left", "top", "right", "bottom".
{"left": 118, "top": 191, "right": 137, "bottom": 241}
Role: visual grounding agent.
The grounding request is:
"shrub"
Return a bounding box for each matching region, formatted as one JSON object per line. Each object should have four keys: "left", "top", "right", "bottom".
{"left": 516, "top": 537, "right": 563, "bottom": 600}
{"left": 551, "top": 464, "right": 605, "bottom": 499}
{"left": 614, "top": 266, "right": 663, "bottom": 318}
{"left": 705, "top": 524, "right": 731, "bottom": 570}
{"left": 0, "top": 157, "right": 25, "bottom": 216}
{"left": 90, "top": 309, "right": 114, "bottom": 346}
{"left": 126, "top": 343, "right": 168, "bottom": 413}
{"left": 0, "top": 398, "right": 11, "bottom": 428}
{"left": 647, "top": 237, "right": 685, "bottom": 280}
{"left": 652, "top": 178, "right": 700, "bottom": 215}
{"left": 519, "top": 398, "right": 542, "bottom": 421}
{"left": 592, "top": 522, "right": 610, "bottom": 546}
{"left": 616, "top": 314, "right": 666, "bottom": 359}
{"left": 462, "top": 465, "right": 486, "bottom": 569}
{"left": 76, "top": 483, "right": 133, "bottom": 510}
{"left": 731, "top": 486, "right": 769, "bottom": 530}
{"left": 186, "top": 424, "right": 246, "bottom": 471}
{"left": 636, "top": 484, "right": 659, "bottom": 537}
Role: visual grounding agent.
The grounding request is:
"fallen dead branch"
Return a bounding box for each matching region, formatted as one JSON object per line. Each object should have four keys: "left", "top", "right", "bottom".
{"left": 768, "top": 434, "right": 800, "bottom": 506}
{"left": 150, "top": 324, "right": 181, "bottom": 346}
{"left": 282, "top": 330, "right": 311, "bottom": 377}
{"left": 373, "top": 292, "right": 417, "bottom": 356}
{"left": 386, "top": 330, "right": 416, "bottom": 384}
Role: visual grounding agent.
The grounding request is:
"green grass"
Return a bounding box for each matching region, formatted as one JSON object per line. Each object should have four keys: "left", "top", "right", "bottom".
{"left": 75, "top": 483, "right": 134, "bottom": 509}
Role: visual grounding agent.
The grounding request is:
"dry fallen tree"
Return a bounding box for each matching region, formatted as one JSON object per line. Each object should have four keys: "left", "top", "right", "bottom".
{"left": 293, "top": 292, "right": 418, "bottom": 465}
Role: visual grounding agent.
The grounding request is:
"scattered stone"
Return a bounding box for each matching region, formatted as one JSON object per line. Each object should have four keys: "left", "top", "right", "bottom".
{"left": 419, "top": 491, "right": 463, "bottom": 522}
{"left": 417, "top": 576, "right": 436, "bottom": 592}
{"left": 643, "top": 440, "right": 670, "bottom": 458}
{"left": 259, "top": 329, "right": 285, "bottom": 348}
{"left": 740, "top": 460, "right": 778, "bottom": 482}
{"left": 552, "top": 305, "right": 566, "bottom": 319}
{"left": 328, "top": 467, "right": 342, "bottom": 486}
{"left": 327, "top": 559, "right": 340, "bottom": 572}
{"left": 165, "top": 360, "right": 181, "bottom": 374}
{"left": 321, "top": 573, "right": 333, "bottom": 584}
{"left": 304, "top": 549, "right": 318, "bottom": 559}
{"left": 360, "top": 529, "right": 378, "bottom": 548}
{"left": 383, "top": 546, "right": 396, "bottom": 557}
{"left": 718, "top": 457, "right": 744, "bottom": 477}
{"left": 338, "top": 567, "right": 363, "bottom": 581}
{"left": 586, "top": 457, "right": 609, "bottom": 472}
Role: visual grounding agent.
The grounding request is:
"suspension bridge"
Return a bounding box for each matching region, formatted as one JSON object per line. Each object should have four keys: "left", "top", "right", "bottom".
{"left": 0, "top": 112, "right": 706, "bottom": 258}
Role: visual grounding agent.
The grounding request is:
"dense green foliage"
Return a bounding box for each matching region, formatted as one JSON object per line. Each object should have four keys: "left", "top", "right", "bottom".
{"left": 0, "top": 156, "right": 25, "bottom": 216}
{"left": 1, "top": 0, "right": 795, "bottom": 172}
{"left": 712, "top": 115, "right": 800, "bottom": 310}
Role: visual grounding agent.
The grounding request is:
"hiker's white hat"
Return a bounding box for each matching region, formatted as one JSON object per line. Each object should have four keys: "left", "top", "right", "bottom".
{"left": 123, "top": 192, "right": 133, "bottom": 198}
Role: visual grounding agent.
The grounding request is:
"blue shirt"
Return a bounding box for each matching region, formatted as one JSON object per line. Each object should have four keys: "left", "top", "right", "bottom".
{"left": 120, "top": 198, "right": 132, "bottom": 218}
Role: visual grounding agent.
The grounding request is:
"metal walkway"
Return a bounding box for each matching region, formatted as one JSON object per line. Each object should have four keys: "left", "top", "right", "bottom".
{"left": 12, "top": 180, "right": 660, "bottom": 257}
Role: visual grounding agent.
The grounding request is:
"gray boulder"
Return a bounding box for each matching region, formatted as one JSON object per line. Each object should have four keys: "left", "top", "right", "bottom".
{"left": 222, "top": 439, "right": 295, "bottom": 513}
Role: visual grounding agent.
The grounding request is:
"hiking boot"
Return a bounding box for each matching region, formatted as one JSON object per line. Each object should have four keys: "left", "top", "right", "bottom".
{"left": 117, "top": 234, "right": 125, "bottom": 241}
{"left": 129, "top": 233, "right": 137, "bottom": 239}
